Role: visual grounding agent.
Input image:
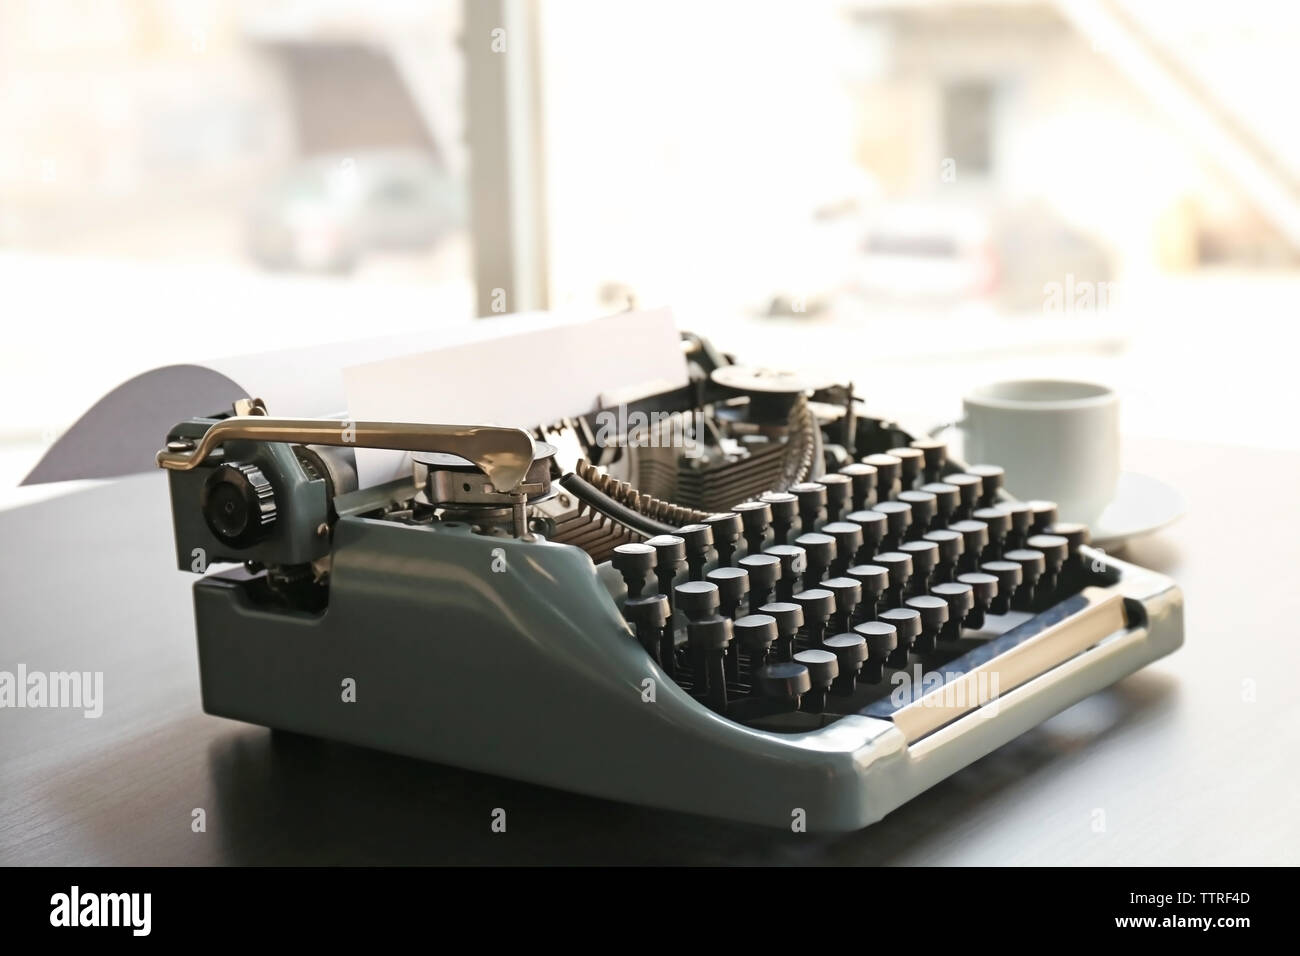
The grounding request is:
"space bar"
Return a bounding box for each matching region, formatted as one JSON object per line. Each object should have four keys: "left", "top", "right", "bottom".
{"left": 889, "top": 586, "right": 1128, "bottom": 743}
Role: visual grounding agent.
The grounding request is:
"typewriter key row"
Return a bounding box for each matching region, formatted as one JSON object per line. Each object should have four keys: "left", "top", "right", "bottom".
{"left": 616, "top": 467, "right": 1094, "bottom": 719}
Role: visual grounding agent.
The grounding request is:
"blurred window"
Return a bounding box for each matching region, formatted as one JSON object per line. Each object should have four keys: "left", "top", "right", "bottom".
{"left": 942, "top": 81, "right": 994, "bottom": 176}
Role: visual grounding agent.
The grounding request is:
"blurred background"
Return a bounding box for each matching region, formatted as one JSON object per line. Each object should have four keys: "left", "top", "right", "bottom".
{"left": 4, "top": 0, "right": 1299, "bottom": 495}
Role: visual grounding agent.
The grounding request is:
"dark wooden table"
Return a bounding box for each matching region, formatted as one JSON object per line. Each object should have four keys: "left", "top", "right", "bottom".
{"left": 2, "top": 437, "right": 1296, "bottom": 864}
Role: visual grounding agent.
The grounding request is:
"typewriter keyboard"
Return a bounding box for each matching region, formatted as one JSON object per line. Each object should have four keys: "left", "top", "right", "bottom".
{"left": 615, "top": 439, "right": 1110, "bottom": 733}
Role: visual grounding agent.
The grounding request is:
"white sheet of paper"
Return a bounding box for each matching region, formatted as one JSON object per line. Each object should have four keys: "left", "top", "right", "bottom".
{"left": 342, "top": 307, "right": 686, "bottom": 486}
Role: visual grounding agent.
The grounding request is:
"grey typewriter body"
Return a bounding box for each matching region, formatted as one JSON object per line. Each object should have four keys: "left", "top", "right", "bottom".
{"left": 160, "top": 337, "right": 1183, "bottom": 832}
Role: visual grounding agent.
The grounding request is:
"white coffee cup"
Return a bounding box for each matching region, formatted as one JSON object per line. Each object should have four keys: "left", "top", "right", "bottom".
{"left": 959, "top": 379, "right": 1119, "bottom": 525}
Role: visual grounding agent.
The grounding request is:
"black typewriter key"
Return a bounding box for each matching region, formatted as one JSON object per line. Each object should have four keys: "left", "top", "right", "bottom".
{"left": 897, "top": 490, "right": 936, "bottom": 540}
{"left": 845, "top": 509, "right": 886, "bottom": 561}
{"left": 1029, "top": 500, "right": 1058, "bottom": 534}
{"left": 674, "top": 580, "right": 721, "bottom": 621}
{"left": 946, "top": 472, "right": 983, "bottom": 520}
{"left": 707, "top": 567, "right": 750, "bottom": 683}
{"left": 755, "top": 661, "right": 811, "bottom": 713}
{"left": 920, "top": 482, "right": 959, "bottom": 528}
{"left": 973, "top": 506, "right": 1010, "bottom": 560}
{"left": 872, "top": 551, "right": 913, "bottom": 609}
{"left": 612, "top": 542, "right": 657, "bottom": 598}
{"left": 1004, "top": 502, "right": 1033, "bottom": 551}
{"left": 910, "top": 437, "right": 948, "bottom": 485}
{"left": 706, "top": 567, "right": 749, "bottom": 683}
{"left": 760, "top": 490, "right": 798, "bottom": 545}
{"left": 1050, "top": 521, "right": 1091, "bottom": 588}
{"left": 905, "top": 595, "right": 949, "bottom": 654}
{"left": 1003, "top": 549, "right": 1045, "bottom": 611}
{"left": 647, "top": 534, "right": 686, "bottom": 596}
{"left": 878, "top": 607, "right": 921, "bottom": 667}
{"left": 707, "top": 566, "right": 750, "bottom": 620}
{"left": 862, "top": 453, "right": 902, "bottom": 501}
{"left": 791, "top": 481, "right": 828, "bottom": 533}
{"left": 887, "top": 446, "right": 924, "bottom": 492}
{"left": 967, "top": 464, "right": 1004, "bottom": 507}
{"left": 765, "top": 543, "right": 807, "bottom": 602}
{"left": 704, "top": 512, "right": 743, "bottom": 567}
{"left": 821, "top": 521, "right": 862, "bottom": 577}
{"left": 899, "top": 539, "right": 939, "bottom": 596}
{"left": 839, "top": 461, "right": 878, "bottom": 511}
{"left": 847, "top": 564, "right": 889, "bottom": 621}
{"left": 646, "top": 533, "right": 686, "bottom": 657}
{"left": 623, "top": 594, "right": 670, "bottom": 663}
{"left": 687, "top": 615, "right": 734, "bottom": 713}
{"left": 949, "top": 519, "right": 989, "bottom": 574}
{"left": 873, "top": 499, "right": 912, "bottom": 552}
{"left": 759, "top": 601, "right": 803, "bottom": 663}
{"left": 738, "top": 552, "right": 780, "bottom": 611}
{"left": 1050, "top": 521, "right": 1090, "bottom": 558}
{"left": 1026, "top": 533, "right": 1068, "bottom": 608}
{"left": 734, "top": 613, "right": 778, "bottom": 669}
{"left": 734, "top": 500, "right": 772, "bottom": 555}
{"left": 794, "top": 531, "right": 835, "bottom": 589}
{"left": 981, "top": 560, "right": 1023, "bottom": 615}
{"left": 923, "top": 528, "right": 963, "bottom": 583}
{"left": 931, "top": 582, "right": 973, "bottom": 642}
{"left": 673, "top": 587, "right": 719, "bottom": 689}
{"left": 793, "top": 648, "right": 839, "bottom": 713}
{"left": 823, "top": 633, "right": 867, "bottom": 694}
{"left": 821, "top": 576, "right": 861, "bottom": 634}
{"left": 854, "top": 621, "right": 897, "bottom": 683}
{"left": 956, "top": 571, "right": 999, "bottom": 630}
{"left": 793, "top": 588, "right": 835, "bottom": 648}
{"left": 676, "top": 523, "right": 715, "bottom": 580}
{"left": 1026, "top": 533, "right": 1067, "bottom": 575}
{"left": 817, "top": 472, "right": 852, "bottom": 524}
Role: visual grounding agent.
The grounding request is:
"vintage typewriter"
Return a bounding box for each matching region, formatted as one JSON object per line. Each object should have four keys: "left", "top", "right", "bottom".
{"left": 158, "top": 333, "right": 1182, "bottom": 831}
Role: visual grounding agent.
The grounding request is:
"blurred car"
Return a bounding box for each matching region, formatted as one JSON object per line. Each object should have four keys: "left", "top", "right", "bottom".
{"left": 855, "top": 199, "right": 1113, "bottom": 311}
{"left": 247, "top": 149, "right": 465, "bottom": 273}
{"left": 857, "top": 201, "right": 998, "bottom": 302}
{"left": 751, "top": 194, "right": 1113, "bottom": 317}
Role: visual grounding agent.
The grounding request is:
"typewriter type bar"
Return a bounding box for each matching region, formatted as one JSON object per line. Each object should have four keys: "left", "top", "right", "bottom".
{"left": 160, "top": 336, "right": 1182, "bottom": 831}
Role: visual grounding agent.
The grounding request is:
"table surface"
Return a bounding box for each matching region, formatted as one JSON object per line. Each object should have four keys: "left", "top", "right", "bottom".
{"left": 2, "top": 435, "right": 1297, "bottom": 865}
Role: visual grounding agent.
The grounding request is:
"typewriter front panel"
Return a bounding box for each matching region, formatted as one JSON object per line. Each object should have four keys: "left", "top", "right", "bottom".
{"left": 191, "top": 515, "right": 915, "bottom": 830}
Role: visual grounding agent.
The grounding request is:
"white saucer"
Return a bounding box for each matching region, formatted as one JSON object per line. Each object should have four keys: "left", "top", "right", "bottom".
{"left": 1086, "top": 471, "right": 1186, "bottom": 550}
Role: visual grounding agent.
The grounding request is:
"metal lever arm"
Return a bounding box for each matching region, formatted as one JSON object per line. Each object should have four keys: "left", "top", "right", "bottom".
{"left": 157, "top": 417, "right": 537, "bottom": 493}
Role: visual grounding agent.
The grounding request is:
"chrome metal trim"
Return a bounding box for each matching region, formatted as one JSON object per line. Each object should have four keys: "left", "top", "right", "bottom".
{"left": 157, "top": 417, "right": 536, "bottom": 494}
